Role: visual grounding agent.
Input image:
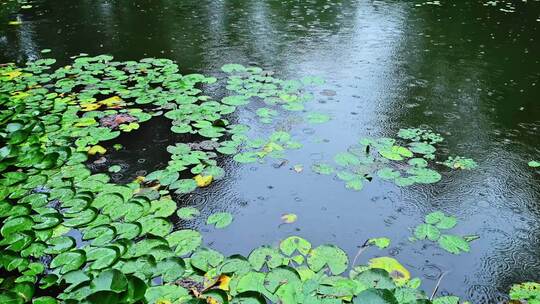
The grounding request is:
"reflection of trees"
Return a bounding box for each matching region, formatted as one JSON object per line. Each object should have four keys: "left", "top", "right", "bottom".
{"left": 0, "top": 0, "right": 360, "bottom": 72}
{"left": 387, "top": 0, "right": 540, "bottom": 147}
{"left": 384, "top": 1, "right": 540, "bottom": 301}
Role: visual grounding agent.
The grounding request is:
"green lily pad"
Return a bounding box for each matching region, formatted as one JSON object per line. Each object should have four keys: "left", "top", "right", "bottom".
{"left": 190, "top": 248, "right": 224, "bottom": 272}
{"left": 234, "top": 152, "right": 259, "bottom": 163}
{"left": 280, "top": 236, "right": 312, "bottom": 256}
{"left": 353, "top": 288, "right": 398, "bottom": 304}
{"left": 166, "top": 230, "right": 202, "bottom": 256}
{"left": 438, "top": 234, "right": 470, "bottom": 254}
{"left": 176, "top": 207, "right": 200, "bottom": 220}
{"left": 368, "top": 237, "right": 391, "bottom": 249}
{"left": 528, "top": 161, "right": 540, "bottom": 168}
{"left": 207, "top": 212, "right": 233, "bottom": 229}
{"left": 414, "top": 224, "right": 440, "bottom": 241}
{"left": 307, "top": 245, "right": 348, "bottom": 275}
{"left": 306, "top": 112, "right": 331, "bottom": 124}
{"left": 311, "top": 163, "right": 335, "bottom": 175}
{"left": 50, "top": 250, "right": 86, "bottom": 274}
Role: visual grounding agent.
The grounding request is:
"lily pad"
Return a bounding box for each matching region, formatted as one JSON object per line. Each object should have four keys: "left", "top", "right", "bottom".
{"left": 207, "top": 212, "right": 233, "bottom": 229}
{"left": 438, "top": 234, "right": 470, "bottom": 254}
{"left": 176, "top": 207, "right": 200, "bottom": 220}
{"left": 414, "top": 224, "right": 440, "bottom": 241}
{"left": 311, "top": 163, "right": 334, "bottom": 175}
{"left": 307, "top": 245, "right": 349, "bottom": 275}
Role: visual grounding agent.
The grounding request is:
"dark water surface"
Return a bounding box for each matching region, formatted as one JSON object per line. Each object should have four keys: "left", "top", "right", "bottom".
{"left": 2, "top": 0, "right": 540, "bottom": 302}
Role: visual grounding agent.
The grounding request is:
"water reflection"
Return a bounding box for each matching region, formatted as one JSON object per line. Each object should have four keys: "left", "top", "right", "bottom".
{"left": 1, "top": 0, "right": 540, "bottom": 301}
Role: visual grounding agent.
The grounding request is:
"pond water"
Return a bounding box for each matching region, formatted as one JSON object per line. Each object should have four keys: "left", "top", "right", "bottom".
{"left": 1, "top": 0, "right": 540, "bottom": 302}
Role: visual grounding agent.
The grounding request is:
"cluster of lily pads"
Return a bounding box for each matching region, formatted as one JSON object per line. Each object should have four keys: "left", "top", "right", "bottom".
{"left": 509, "top": 282, "right": 540, "bottom": 303}
{"left": 222, "top": 63, "right": 332, "bottom": 126}
{"left": 0, "top": 55, "right": 518, "bottom": 304}
{"left": 311, "top": 128, "right": 477, "bottom": 191}
{"left": 222, "top": 64, "right": 323, "bottom": 112}
{"left": 410, "top": 212, "right": 478, "bottom": 255}
{"left": 231, "top": 131, "right": 303, "bottom": 164}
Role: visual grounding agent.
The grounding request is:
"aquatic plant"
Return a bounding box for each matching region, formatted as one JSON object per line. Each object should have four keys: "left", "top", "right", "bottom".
{"left": 232, "top": 131, "right": 303, "bottom": 164}
{"left": 312, "top": 129, "right": 476, "bottom": 191}
{"left": 509, "top": 282, "right": 540, "bottom": 303}
{"left": 529, "top": 160, "right": 540, "bottom": 168}
{"left": 410, "top": 212, "right": 478, "bottom": 255}
{"left": 0, "top": 55, "right": 492, "bottom": 304}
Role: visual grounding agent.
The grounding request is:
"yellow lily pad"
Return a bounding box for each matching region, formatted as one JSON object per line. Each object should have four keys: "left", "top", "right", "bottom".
{"left": 368, "top": 256, "right": 410, "bottom": 286}
{"left": 99, "top": 96, "right": 123, "bottom": 107}
{"left": 3, "top": 70, "right": 22, "bottom": 80}
{"left": 11, "top": 91, "right": 29, "bottom": 99}
{"left": 87, "top": 145, "right": 106, "bottom": 155}
{"left": 80, "top": 103, "right": 101, "bottom": 111}
{"left": 217, "top": 274, "right": 230, "bottom": 291}
{"left": 194, "top": 175, "right": 213, "bottom": 187}
{"left": 281, "top": 213, "right": 297, "bottom": 224}
{"left": 74, "top": 117, "right": 97, "bottom": 127}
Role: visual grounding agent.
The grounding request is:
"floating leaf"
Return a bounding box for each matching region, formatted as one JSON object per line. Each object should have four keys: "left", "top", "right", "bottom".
{"left": 334, "top": 152, "right": 360, "bottom": 166}
{"left": 425, "top": 211, "right": 445, "bottom": 224}
{"left": 280, "top": 236, "right": 311, "bottom": 256}
{"left": 354, "top": 288, "right": 398, "bottom": 304}
{"left": 432, "top": 296, "right": 460, "bottom": 304}
{"left": 509, "top": 282, "right": 540, "bottom": 302}
{"left": 194, "top": 175, "right": 213, "bottom": 187}
{"left": 368, "top": 237, "right": 391, "bottom": 249}
{"left": 170, "top": 179, "right": 197, "bottom": 194}
{"left": 50, "top": 250, "right": 86, "bottom": 274}
{"left": 108, "top": 165, "right": 121, "bottom": 173}
{"left": 119, "top": 122, "right": 140, "bottom": 132}
{"left": 528, "top": 161, "right": 540, "bottom": 168}
{"left": 368, "top": 257, "right": 410, "bottom": 286}
{"left": 176, "top": 207, "right": 200, "bottom": 220}
{"left": 379, "top": 146, "right": 413, "bottom": 161}
{"left": 414, "top": 224, "right": 440, "bottom": 241}
{"left": 377, "top": 168, "right": 400, "bottom": 180}
{"left": 191, "top": 248, "right": 224, "bottom": 272}
{"left": 145, "top": 285, "right": 189, "bottom": 304}
{"left": 408, "top": 142, "right": 436, "bottom": 155}
{"left": 207, "top": 212, "right": 233, "bottom": 229}
{"left": 222, "top": 95, "right": 250, "bottom": 106}
{"left": 1, "top": 216, "right": 33, "bottom": 236}
{"left": 88, "top": 145, "right": 106, "bottom": 155}
{"left": 311, "top": 163, "right": 334, "bottom": 175}
{"left": 222, "top": 64, "right": 246, "bottom": 73}
{"left": 156, "top": 257, "right": 186, "bottom": 282}
{"left": 407, "top": 168, "right": 441, "bottom": 184}
{"left": 166, "top": 230, "right": 202, "bottom": 256}
{"left": 306, "top": 112, "right": 331, "bottom": 124}
{"left": 87, "top": 247, "right": 120, "bottom": 270}
{"left": 233, "top": 152, "right": 259, "bottom": 163}
{"left": 248, "top": 246, "right": 285, "bottom": 270}
{"left": 438, "top": 234, "right": 470, "bottom": 254}
{"left": 442, "top": 156, "right": 477, "bottom": 170}
{"left": 345, "top": 177, "right": 364, "bottom": 191}
{"left": 281, "top": 213, "right": 297, "bottom": 224}
{"left": 307, "top": 245, "right": 349, "bottom": 275}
